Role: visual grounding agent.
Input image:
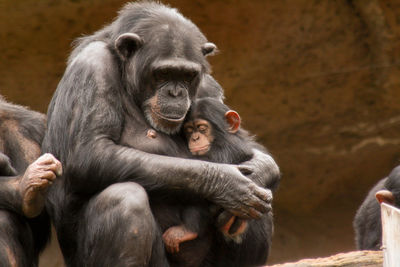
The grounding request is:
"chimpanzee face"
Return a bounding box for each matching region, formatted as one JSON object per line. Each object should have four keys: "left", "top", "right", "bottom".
{"left": 142, "top": 59, "right": 202, "bottom": 134}
{"left": 183, "top": 119, "right": 214, "bottom": 156}
{"left": 114, "top": 27, "right": 217, "bottom": 135}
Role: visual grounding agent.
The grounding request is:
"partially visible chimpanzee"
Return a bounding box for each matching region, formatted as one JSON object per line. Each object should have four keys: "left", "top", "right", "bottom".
{"left": 157, "top": 98, "right": 275, "bottom": 266}
{"left": 42, "top": 2, "right": 279, "bottom": 266}
{"left": 353, "top": 166, "right": 400, "bottom": 250}
{"left": 0, "top": 96, "right": 62, "bottom": 267}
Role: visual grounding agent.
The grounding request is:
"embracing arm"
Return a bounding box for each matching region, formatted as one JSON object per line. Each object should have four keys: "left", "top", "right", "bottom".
{"left": 72, "top": 139, "right": 271, "bottom": 219}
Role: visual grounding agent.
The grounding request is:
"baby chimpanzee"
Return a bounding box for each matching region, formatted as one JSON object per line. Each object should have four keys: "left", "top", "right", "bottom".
{"left": 162, "top": 97, "right": 272, "bottom": 265}
{"left": 182, "top": 98, "right": 253, "bottom": 164}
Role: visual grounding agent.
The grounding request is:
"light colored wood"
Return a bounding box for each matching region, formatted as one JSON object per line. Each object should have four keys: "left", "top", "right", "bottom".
{"left": 381, "top": 203, "right": 400, "bottom": 267}
{"left": 267, "top": 250, "right": 383, "bottom": 267}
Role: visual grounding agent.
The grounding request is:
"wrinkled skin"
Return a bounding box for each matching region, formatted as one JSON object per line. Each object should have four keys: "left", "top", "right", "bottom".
{"left": 19, "top": 153, "right": 62, "bottom": 218}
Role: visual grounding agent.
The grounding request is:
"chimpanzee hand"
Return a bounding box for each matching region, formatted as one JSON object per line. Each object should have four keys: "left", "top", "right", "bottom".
{"left": 216, "top": 210, "right": 248, "bottom": 243}
{"left": 19, "top": 153, "right": 62, "bottom": 218}
{"left": 208, "top": 164, "right": 273, "bottom": 219}
{"left": 238, "top": 149, "right": 280, "bottom": 191}
{"left": 0, "top": 152, "right": 18, "bottom": 176}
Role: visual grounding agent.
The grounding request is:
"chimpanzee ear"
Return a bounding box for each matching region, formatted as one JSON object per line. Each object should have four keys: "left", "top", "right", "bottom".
{"left": 115, "top": 33, "right": 143, "bottom": 60}
{"left": 376, "top": 190, "right": 395, "bottom": 205}
{"left": 225, "top": 110, "right": 241, "bottom": 133}
{"left": 201, "top": 42, "right": 217, "bottom": 56}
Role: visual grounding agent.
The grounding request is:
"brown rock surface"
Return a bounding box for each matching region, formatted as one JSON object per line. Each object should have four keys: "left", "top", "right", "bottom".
{"left": 1, "top": 0, "right": 400, "bottom": 266}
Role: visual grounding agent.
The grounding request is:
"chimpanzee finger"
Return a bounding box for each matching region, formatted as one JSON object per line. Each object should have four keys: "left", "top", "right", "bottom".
{"left": 39, "top": 170, "right": 57, "bottom": 182}
{"left": 250, "top": 187, "right": 273, "bottom": 214}
{"left": 38, "top": 154, "right": 63, "bottom": 176}
{"left": 254, "top": 200, "right": 272, "bottom": 217}
{"left": 36, "top": 153, "right": 57, "bottom": 164}
{"left": 237, "top": 165, "right": 253, "bottom": 175}
{"left": 53, "top": 159, "right": 63, "bottom": 176}
{"left": 216, "top": 210, "right": 235, "bottom": 230}
{"left": 228, "top": 218, "right": 248, "bottom": 236}
{"left": 43, "top": 163, "right": 63, "bottom": 178}
{"left": 247, "top": 206, "right": 263, "bottom": 219}
{"left": 221, "top": 216, "right": 235, "bottom": 233}
{"left": 256, "top": 187, "right": 273, "bottom": 203}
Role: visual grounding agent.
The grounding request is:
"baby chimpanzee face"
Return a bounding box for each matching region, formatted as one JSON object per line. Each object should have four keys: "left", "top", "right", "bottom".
{"left": 183, "top": 119, "right": 214, "bottom": 156}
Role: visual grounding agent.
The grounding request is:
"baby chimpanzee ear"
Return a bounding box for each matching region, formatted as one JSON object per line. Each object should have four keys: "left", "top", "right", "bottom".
{"left": 225, "top": 110, "right": 241, "bottom": 134}
{"left": 115, "top": 33, "right": 143, "bottom": 60}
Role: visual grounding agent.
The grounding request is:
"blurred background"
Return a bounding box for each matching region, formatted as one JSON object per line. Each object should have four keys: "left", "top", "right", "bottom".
{"left": 2, "top": 0, "right": 400, "bottom": 266}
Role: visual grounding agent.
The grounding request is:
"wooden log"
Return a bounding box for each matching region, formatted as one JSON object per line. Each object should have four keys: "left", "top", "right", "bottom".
{"left": 381, "top": 203, "right": 400, "bottom": 266}
{"left": 267, "top": 250, "right": 383, "bottom": 267}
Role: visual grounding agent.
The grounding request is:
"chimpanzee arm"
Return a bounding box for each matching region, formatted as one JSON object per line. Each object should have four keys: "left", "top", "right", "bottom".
{"left": 0, "top": 176, "right": 24, "bottom": 215}
{"left": 71, "top": 140, "right": 270, "bottom": 219}
{"left": 44, "top": 42, "right": 271, "bottom": 219}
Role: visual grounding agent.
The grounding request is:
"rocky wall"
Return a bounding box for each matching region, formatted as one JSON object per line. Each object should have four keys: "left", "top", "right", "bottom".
{"left": 2, "top": 0, "right": 400, "bottom": 265}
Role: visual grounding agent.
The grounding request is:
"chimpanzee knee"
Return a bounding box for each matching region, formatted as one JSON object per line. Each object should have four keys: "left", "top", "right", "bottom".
{"left": 0, "top": 210, "right": 35, "bottom": 267}
{"left": 78, "top": 182, "right": 168, "bottom": 267}
{"left": 90, "top": 182, "right": 151, "bottom": 215}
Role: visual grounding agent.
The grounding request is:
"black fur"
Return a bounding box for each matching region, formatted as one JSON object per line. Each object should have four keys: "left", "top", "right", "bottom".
{"left": 354, "top": 166, "right": 400, "bottom": 250}
{"left": 0, "top": 96, "right": 50, "bottom": 267}
{"left": 42, "top": 2, "right": 276, "bottom": 266}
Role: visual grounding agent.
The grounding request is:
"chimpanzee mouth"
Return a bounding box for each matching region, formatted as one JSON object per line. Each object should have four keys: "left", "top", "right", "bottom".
{"left": 151, "top": 108, "right": 186, "bottom": 123}
{"left": 189, "top": 145, "right": 210, "bottom": 155}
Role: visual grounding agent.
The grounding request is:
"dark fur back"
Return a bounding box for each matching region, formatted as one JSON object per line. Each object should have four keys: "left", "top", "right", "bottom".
{"left": 0, "top": 97, "right": 46, "bottom": 146}
{"left": 0, "top": 97, "right": 46, "bottom": 172}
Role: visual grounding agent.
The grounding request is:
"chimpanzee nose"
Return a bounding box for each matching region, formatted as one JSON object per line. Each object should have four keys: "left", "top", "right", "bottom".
{"left": 192, "top": 133, "right": 200, "bottom": 141}
{"left": 168, "top": 87, "right": 183, "bottom": 97}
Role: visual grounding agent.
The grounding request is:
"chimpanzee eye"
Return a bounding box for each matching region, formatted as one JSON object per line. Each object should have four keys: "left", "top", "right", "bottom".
{"left": 198, "top": 125, "right": 207, "bottom": 133}
{"left": 184, "top": 71, "right": 197, "bottom": 83}
{"left": 155, "top": 69, "right": 169, "bottom": 83}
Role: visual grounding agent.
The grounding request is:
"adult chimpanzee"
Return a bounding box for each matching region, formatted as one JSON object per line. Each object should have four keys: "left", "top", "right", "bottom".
{"left": 0, "top": 96, "right": 62, "bottom": 267}
{"left": 42, "top": 2, "right": 279, "bottom": 266}
{"left": 353, "top": 166, "right": 400, "bottom": 250}
{"left": 157, "top": 97, "right": 275, "bottom": 266}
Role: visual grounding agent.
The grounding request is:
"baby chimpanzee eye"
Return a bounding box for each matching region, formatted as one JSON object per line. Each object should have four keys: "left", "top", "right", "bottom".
{"left": 198, "top": 125, "right": 208, "bottom": 133}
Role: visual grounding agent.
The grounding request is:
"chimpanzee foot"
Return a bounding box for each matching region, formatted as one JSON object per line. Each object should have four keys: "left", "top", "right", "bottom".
{"left": 19, "top": 153, "right": 62, "bottom": 218}
{"left": 162, "top": 225, "right": 198, "bottom": 254}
